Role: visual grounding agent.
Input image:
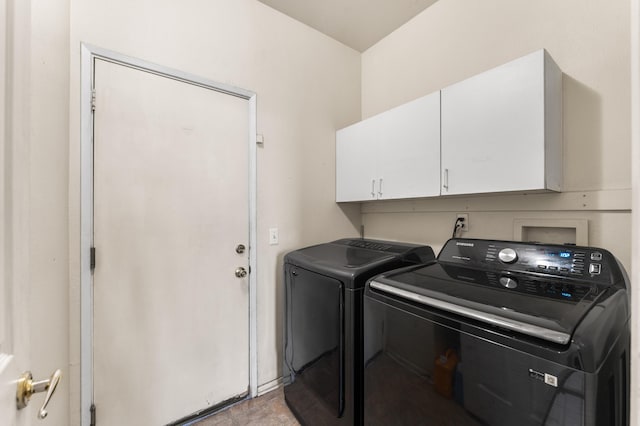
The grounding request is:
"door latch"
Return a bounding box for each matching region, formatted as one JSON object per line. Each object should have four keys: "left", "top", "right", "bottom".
{"left": 16, "top": 369, "right": 62, "bottom": 419}
{"left": 235, "top": 267, "right": 248, "bottom": 278}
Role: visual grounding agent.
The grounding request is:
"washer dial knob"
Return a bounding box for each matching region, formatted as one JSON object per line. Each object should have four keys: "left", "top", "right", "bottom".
{"left": 499, "top": 276, "right": 518, "bottom": 289}
{"left": 498, "top": 248, "right": 518, "bottom": 264}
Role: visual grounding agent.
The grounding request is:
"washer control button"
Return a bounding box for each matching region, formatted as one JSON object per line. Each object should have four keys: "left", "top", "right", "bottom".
{"left": 589, "top": 263, "right": 601, "bottom": 275}
{"left": 590, "top": 252, "right": 603, "bottom": 261}
{"left": 499, "top": 276, "right": 518, "bottom": 289}
{"left": 498, "top": 248, "right": 518, "bottom": 264}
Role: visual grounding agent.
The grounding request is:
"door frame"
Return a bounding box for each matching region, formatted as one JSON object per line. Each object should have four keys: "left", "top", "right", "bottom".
{"left": 631, "top": 1, "right": 640, "bottom": 425}
{"left": 79, "top": 43, "right": 258, "bottom": 426}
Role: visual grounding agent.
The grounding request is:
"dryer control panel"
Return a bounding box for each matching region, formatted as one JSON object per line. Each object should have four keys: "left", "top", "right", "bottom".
{"left": 438, "top": 238, "right": 624, "bottom": 286}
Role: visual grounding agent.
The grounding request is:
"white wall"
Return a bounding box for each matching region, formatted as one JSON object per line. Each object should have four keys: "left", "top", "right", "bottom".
{"left": 360, "top": 0, "right": 632, "bottom": 272}
{"left": 66, "top": 0, "right": 361, "bottom": 424}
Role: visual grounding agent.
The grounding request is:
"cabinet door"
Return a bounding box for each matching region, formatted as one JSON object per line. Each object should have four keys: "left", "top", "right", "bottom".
{"left": 377, "top": 91, "right": 441, "bottom": 199}
{"left": 336, "top": 118, "right": 379, "bottom": 202}
{"left": 441, "top": 50, "right": 550, "bottom": 195}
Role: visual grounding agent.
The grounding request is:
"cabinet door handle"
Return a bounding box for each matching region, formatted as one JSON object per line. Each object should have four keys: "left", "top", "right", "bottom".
{"left": 371, "top": 179, "right": 376, "bottom": 198}
{"left": 378, "top": 178, "right": 384, "bottom": 197}
{"left": 443, "top": 169, "right": 449, "bottom": 191}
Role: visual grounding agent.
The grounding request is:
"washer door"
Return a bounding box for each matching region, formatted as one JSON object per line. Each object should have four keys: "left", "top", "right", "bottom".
{"left": 363, "top": 294, "right": 588, "bottom": 426}
{"left": 284, "top": 265, "right": 345, "bottom": 418}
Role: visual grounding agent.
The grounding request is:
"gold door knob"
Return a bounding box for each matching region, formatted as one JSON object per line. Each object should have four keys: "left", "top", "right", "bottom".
{"left": 16, "top": 369, "right": 62, "bottom": 419}
{"left": 235, "top": 267, "right": 247, "bottom": 278}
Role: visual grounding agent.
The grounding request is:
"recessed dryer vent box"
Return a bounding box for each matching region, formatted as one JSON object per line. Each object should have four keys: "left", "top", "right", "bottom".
{"left": 513, "top": 218, "right": 588, "bottom": 246}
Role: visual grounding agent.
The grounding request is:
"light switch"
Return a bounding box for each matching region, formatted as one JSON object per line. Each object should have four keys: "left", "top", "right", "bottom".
{"left": 269, "top": 228, "right": 279, "bottom": 245}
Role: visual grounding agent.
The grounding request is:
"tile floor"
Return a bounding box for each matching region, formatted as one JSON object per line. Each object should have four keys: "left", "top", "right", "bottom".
{"left": 192, "top": 388, "right": 299, "bottom": 426}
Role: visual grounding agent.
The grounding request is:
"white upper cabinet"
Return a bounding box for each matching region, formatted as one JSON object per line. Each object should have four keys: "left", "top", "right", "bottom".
{"left": 336, "top": 91, "right": 441, "bottom": 202}
{"left": 441, "top": 49, "right": 562, "bottom": 196}
{"left": 336, "top": 117, "right": 379, "bottom": 202}
{"left": 336, "top": 49, "right": 562, "bottom": 202}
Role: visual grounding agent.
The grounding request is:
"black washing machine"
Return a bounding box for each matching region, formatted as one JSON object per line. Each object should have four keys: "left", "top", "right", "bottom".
{"left": 283, "top": 238, "right": 435, "bottom": 425}
{"left": 364, "top": 238, "right": 630, "bottom": 426}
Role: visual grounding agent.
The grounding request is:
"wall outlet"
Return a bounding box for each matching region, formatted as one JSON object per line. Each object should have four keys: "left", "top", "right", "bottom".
{"left": 456, "top": 214, "right": 469, "bottom": 232}
{"left": 269, "top": 227, "right": 279, "bottom": 245}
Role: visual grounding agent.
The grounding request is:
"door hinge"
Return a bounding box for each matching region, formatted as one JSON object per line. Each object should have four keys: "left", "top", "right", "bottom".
{"left": 90, "top": 404, "right": 96, "bottom": 426}
{"left": 91, "top": 89, "right": 96, "bottom": 112}
{"left": 90, "top": 247, "right": 96, "bottom": 271}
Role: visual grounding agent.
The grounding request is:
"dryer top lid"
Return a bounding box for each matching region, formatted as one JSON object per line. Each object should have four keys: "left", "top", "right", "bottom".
{"left": 285, "top": 238, "right": 434, "bottom": 271}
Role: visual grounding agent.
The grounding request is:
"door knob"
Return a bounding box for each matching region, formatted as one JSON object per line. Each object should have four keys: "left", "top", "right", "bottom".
{"left": 235, "top": 267, "right": 248, "bottom": 278}
{"left": 16, "top": 369, "right": 62, "bottom": 419}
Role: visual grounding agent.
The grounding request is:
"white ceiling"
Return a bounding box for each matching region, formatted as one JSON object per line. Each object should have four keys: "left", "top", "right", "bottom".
{"left": 257, "top": 0, "right": 439, "bottom": 52}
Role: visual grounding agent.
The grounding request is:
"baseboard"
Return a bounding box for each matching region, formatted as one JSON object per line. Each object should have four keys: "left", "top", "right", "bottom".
{"left": 257, "top": 376, "right": 286, "bottom": 396}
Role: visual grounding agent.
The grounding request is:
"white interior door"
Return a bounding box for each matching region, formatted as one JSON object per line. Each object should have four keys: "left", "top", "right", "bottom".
{"left": 1, "top": 0, "right": 28, "bottom": 423}
{"left": 92, "top": 58, "right": 250, "bottom": 425}
{"left": 0, "top": 0, "right": 15, "bottom": 419}
{"left": 0, "top": 356, "right": 18, "bottom": 426}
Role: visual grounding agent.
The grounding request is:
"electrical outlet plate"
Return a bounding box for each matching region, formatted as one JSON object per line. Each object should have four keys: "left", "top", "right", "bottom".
{"left": 456, "top": 213, "right": 469, "bottom": 231}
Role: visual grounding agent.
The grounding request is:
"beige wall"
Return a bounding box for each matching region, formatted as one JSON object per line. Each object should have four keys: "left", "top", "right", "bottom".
{"left": 68, "top": 0, "right": 362, "bottom": 421}
{"left": 361, "top": 3, "right": 636, "bottom": 420}
{"left": 360, "top": 0, "right": 632, "bottom": 272}
{"left": 71, "top": 0, "right": 361, "bottom": 424}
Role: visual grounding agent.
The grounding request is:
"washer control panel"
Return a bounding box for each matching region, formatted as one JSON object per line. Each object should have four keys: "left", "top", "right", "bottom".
{"left": 438, "top": 238, "right": 621, "bottom": 285}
